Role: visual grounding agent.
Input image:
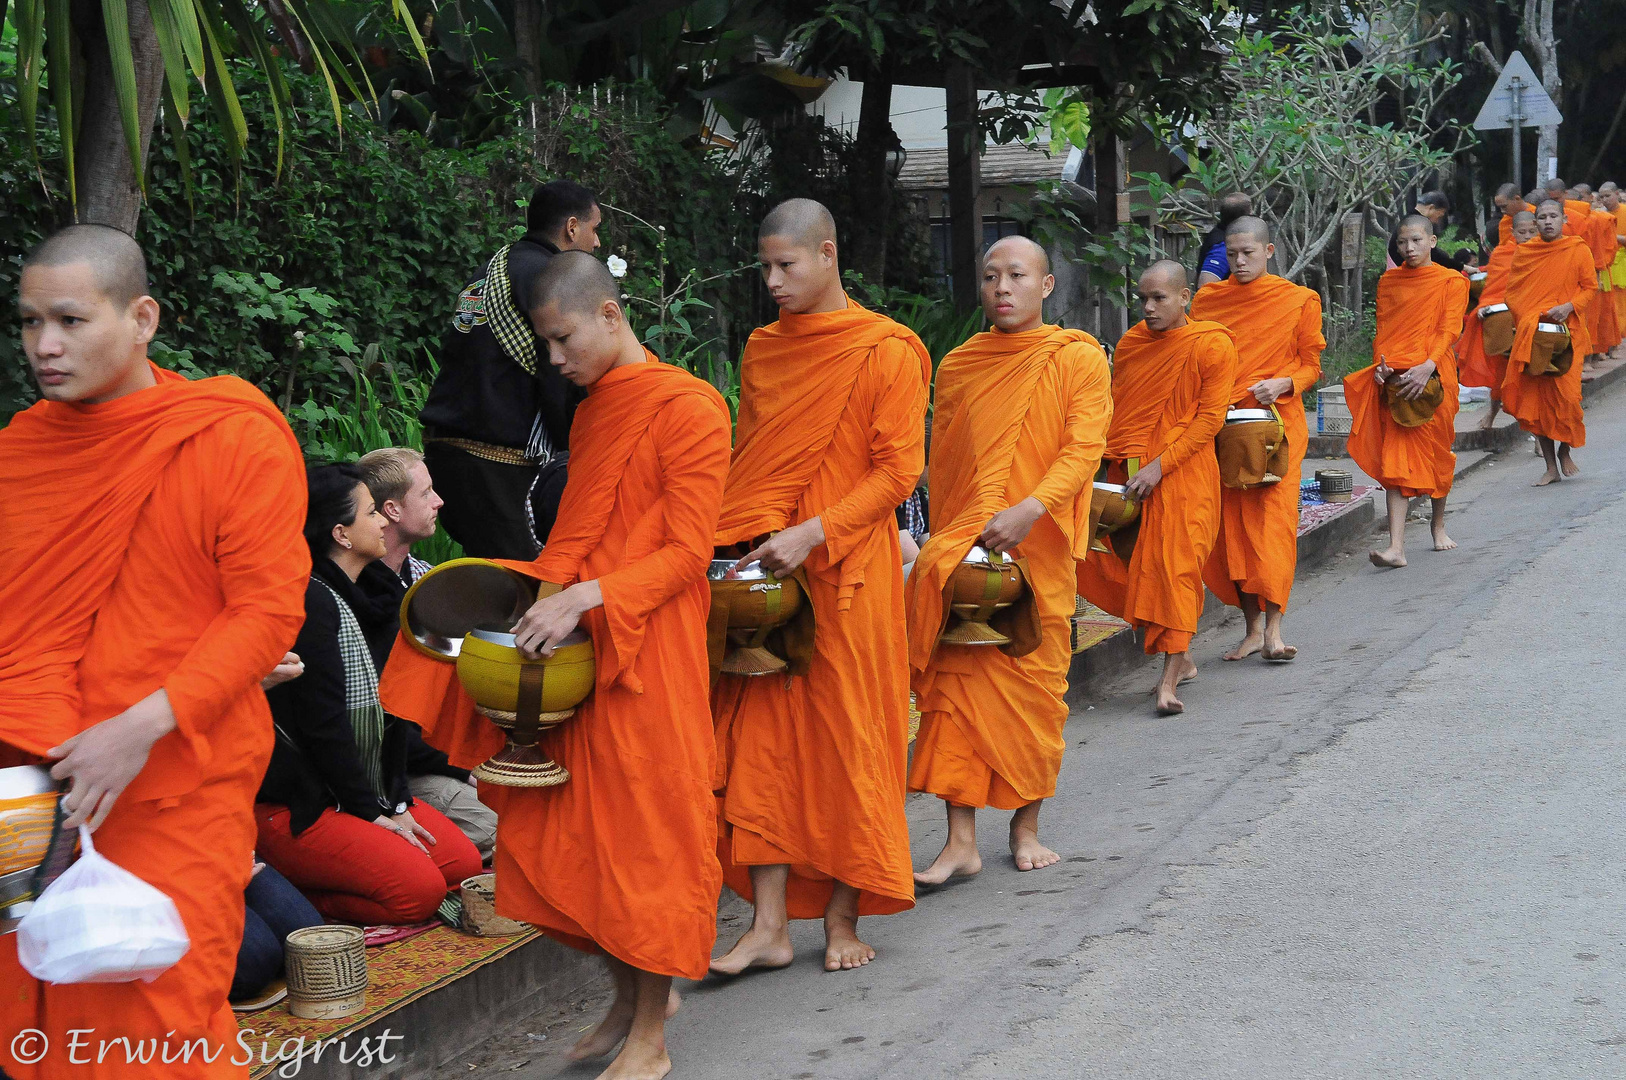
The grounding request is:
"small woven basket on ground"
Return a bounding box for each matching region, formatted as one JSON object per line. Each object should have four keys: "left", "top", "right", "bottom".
{"left": 459, "top": 874, "right": 529, "bottom": 937}
{"left": 284, "top": 925, "right": 367, "bottom": 1019}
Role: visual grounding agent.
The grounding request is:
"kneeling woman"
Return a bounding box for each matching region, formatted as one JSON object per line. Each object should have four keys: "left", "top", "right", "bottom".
{"left": 257, "top": 463, "right": 482, "bottom": 924}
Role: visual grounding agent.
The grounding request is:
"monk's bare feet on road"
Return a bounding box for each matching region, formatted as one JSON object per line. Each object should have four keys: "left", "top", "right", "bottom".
{"left": 1155, "top": 654, "right": 1195, "bottom": 716}
{"left": 1431, "top": 526, "right": 1457, "bottom": 551}
{"left": 914, "top": 837, "right": 982, "bottom": 887}
{"left": 1369, "top": 545, "right": 1407, "bottom": 568}
{"left": 1223, "top": 626, "right": 1263, "bottom": 661}
{"left": 570, "top": 1000, "right": 634, "bottom": 1061}
{"left": 1010, "top": 828, "right": 1059, "bottom": 871}
{"left": 595, "top": 1040, "right": 671, "bottom": 1080}
{"left": 708, "top": 921, "right": 793, "bottom": 977}
{"left": 1533, "top": 466, "right": 1561, "bottom": 486}
{"left": 1560, "top": 450, "right": 1580, "bottom": 477}
{"left": 823, "top": 918, "right": 875, "bottom": 971}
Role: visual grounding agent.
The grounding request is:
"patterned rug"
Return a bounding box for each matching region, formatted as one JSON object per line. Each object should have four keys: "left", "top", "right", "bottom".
{"left": 1297, "top": 483, "right": 1378, "bottom": 535}
{"left": 239, "top": 925, "right": 538, "bottom": 1079}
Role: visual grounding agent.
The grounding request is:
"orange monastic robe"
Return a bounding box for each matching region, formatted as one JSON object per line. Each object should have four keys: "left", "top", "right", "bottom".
{"left": 0, "top": 366, "right": 308, "bottom": 1079}
{"left": 1501, "top": 235, "right": 1597, "bottom": 447}
{"left": 380, "top": 361, "right": 731, "bottom": 979}
{"left": 1192, "top": 275, "right": 1324, "bottom": 611}
{"left": 1586, "top": 211, "right": 1621, "bottom": 352}
{"left": 1458, "top": 240, "right": 1518, "bottom": 394}
{"left": 904, "top": 327, "right": 1111, "bottom": 809}
{"left": 1564, "top": 199, "right": 1592, "bottom": 237}
{"left": 1498, "top": 202, "right": 1530, "bottom": 245}
{"left": 1612, "top": 205, "right": 1626, "bottom": 325}
{"left": 1344, "top": 262, "right": 1469, "bottom": 499}
{"left": 711, "top": 300, "right": 928, "bottom": 919}
{"left": 1076, "top": 320, "right": 1235, "bottom": 655}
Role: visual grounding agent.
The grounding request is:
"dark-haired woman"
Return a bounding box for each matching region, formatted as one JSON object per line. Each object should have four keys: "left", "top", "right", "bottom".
{"left": 255, "top": 463, "right": 481, "bottom": 925}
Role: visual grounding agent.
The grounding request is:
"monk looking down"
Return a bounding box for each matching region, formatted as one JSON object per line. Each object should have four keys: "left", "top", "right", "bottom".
{"left": 0, "top": 226, "right": 309, "bottom": 1078}
{"left": 1077, "top": 261, "right": 1236, "bottom": 716}
{"left": 1192, "top": 216, "right": 1324, "bottom": 664}
{"left": 1494, "top": 182, "right": 1528, "bottom": 246}
{"left": 1461, "top": 211, "right": 1538, "bottom": 431}
{"left": 710, "top": 200, "right": 927, "bottom": 975}
{"left": 380, "top": 252, "right": 731, "bottom": 1080}
{"left": 1501, "top": 200, "right": 1597, "bottom": 487}
{"left": 1343, "top": 216, "right": 1469, "bottom": 568}
{"left": 906, "top": 237, "right": 1111, "bottom": 885}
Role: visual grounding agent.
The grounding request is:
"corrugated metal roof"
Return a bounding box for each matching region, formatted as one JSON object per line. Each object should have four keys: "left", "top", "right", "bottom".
{"left": 898, "top": 143, "right": 1062, "bottom": 190}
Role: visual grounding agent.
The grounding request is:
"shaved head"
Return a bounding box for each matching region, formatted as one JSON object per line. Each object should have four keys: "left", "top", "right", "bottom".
{"left": 1602, "top": 182, "right": 1620, "bottom": 194}
{"left": 760, "top": 198, "right": 838, "bottom": 250}
{"left": 1538, "top": 198, "right": 1565, "bottom": 213}
{"left": 22, "top": 224, "right": 150, "bottom": 306}
{"left": 983, "top": 235, "right": 1049, "bottom": 275}
{"left": 1495, "top": 182, "right": 1520, "bottom": 200}
{"left": 1525, "top": 189, "right": 1545, "bottom": 206}
{"left": 1136, "top": 260, "right": 1190, "bottom": 332}
{"left": 1545, "top": 177, "right": 1567, "bottom": 195}
{"left": 1573, "top": 183, "right": 1592, "bottom": 197}
{"left": 1141, "top": 259, "right": 1189, "bottom": 292}
{"left": 1225, "top": 215, "right": 1271, "bottom": 244}
{"left": 1511, "top": 210, "right": 1536, "bottom": 227}
{"left": 1398, "top": 214, "right": 1435, "bottom": 237}
{"left": 531, "top": 250, "right": 620, "bottom": 317}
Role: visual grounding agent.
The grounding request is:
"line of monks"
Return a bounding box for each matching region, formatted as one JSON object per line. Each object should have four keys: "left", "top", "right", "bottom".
{"left": 1, "top": 182, "right": 1614, "bottom": 1080}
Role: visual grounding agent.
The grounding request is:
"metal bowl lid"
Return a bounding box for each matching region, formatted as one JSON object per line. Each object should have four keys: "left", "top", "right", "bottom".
{"left": 709, "top": 558, "right": 771, "bottom": 581}
{"left": 1470, "top": 271, "right": 1488, "bottom": 281}
{"left": 1093, "top": 481, "right": 1128, "bottom": 493}
{"left": 0, "top": 765, "right": 57, "bottom": 800}
{"left": 1536, "top": 322, "right": 1568, "bottom": 334}
{"left": 1225, "top": 408, "right": 1274, "bottom": 422}
{"left": 1480, "top": 303, "right": 1509, "bottom": 314}
{"left": 467, "top": 628, "right": 589, "bottom": 649}
{"left": 961, "top": 545, "right": 1001, "bottom": 565}
{"left": 401, "top": 559, "right": 539, "bottom": 660}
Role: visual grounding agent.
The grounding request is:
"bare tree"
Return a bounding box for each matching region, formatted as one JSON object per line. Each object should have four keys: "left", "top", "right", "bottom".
{"left": 1522, "top": 0, "right": 1561, "bottom": 179}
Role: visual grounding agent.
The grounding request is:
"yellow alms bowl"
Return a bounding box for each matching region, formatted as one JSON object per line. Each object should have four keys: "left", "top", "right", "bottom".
{"left": 455, "top": 629, "right": 595, "bottom": 714}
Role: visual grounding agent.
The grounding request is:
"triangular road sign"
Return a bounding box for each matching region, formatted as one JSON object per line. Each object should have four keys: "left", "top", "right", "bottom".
{"left": 1473, "top": 51, "right": 1563, "bottom": 131}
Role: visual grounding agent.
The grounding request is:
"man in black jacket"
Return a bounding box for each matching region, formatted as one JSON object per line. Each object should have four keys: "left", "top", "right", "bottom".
{"left": 419, "top": 180, "right": 602, "bottom": 558}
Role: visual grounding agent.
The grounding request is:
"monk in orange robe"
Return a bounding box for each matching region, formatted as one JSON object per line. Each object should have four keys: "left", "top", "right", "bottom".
{"left": 1344, "top": 216, "right": 1469, "bottom": 569}
{"left": 709, "top": 199, "right": 927, "bottom": 975}
{"left": 1585, "top": 199, "right": 1622, "bottom": 359}
{"left": 905, "top": 237, "right": 1111, "bottom": 886}
{"left": 1494, "top": 182, "right": 1528, "bottom": 246}
{"left": 1461, "top": 211, "right": 1538, "bottom": 429}
{"left": 1501, "top": 200, "right": 1598, "bottom": 488}
{"left": 1547, "top": 177, "right": 1592, "bottom": 237}
{"left": 1603, "top": 183, "right": 1626, "bottom": 329}
{"left": 0, "top": 226, "right": 309, "bottom": 1078}
{"left": 1192, "top": 217, "right": 1323, "bottom": 663}
{"left": 1077, "top": 261, "right": 1235, "bottom": 716}
{"left": 380, "top": 253, "right": 729, "bottom": 1080}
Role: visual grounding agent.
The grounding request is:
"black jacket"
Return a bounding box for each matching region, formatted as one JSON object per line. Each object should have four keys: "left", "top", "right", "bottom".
{"left": 260, "top": 559, "right": 413, "bottom": 835}
{"left": 419, "top": 234, "right": 586, "bottom": 452}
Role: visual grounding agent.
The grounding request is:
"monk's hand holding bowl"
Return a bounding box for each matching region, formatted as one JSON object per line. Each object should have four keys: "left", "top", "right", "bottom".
{"left": 1392, "top": 360, "right": 1437, "bottom": 401}
{"left": 1249, "top": 376, "right": 1294, "bottom": 406}
{"left": 1124, "top": 457, "right": 1165, "bottom": 499}
{"left": 513, "top": 581, "right": 603, "bottom": 660}
{"left": 981, "top": 497, "right": 1046, "bottom": 554}
{"left": 739, "top": 518, "right": 825, "bottom": 578}
{"left": 1374, "top": 355, "right": 1394, "bottom": 386}
{"left": 1544, "top": 301, "right": 1575, "bottom": 323}
{"left": 49, "top": 687, "right": 178, "bottom": 830}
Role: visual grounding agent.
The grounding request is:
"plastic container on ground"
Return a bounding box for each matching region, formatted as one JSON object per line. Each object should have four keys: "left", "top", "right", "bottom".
{"left": 1316, "top": 386, "right": 1352, "bottom": 435}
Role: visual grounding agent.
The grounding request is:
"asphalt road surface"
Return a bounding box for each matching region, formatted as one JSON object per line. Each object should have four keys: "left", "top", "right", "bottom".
{"left": 486, "top": 385, "right": 1626, "bottom": 1080}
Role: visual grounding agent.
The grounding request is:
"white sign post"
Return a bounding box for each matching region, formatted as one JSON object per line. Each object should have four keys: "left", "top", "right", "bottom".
{"left": 1472, "top": 51, "right": 1563, "bottom": 191}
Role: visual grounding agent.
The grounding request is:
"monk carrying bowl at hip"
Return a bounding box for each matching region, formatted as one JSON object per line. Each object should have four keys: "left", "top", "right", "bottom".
{"left": 905, "top": 236, "right": 1112, "bottom": 885}
{"left": 709, "top": 199, "right": 928, "bottom": 975}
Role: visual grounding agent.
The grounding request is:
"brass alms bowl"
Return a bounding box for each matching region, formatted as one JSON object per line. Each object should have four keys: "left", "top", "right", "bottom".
{"left": 708, "top": 559, "right": 805, "bottom": 676}
{"left": 941, "top": 546, "right": 1027, "bottom": 647}
{"left": 457, "top": 628, "right": 594, "bottom": 788}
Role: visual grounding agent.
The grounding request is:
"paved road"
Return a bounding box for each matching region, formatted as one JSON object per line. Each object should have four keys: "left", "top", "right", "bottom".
{"left": 486, "top": 385, "right": 1626, "bottom": 1080}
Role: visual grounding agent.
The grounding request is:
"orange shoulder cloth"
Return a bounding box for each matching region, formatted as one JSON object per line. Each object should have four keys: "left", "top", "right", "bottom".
{"left": 0, "top": 365, "right": 298, "bottom": 753}
{"left": 715, "top": 299, "right": 930, "bottom": 544}
{"left": 1106, "top": 319, "right": 1234, "bottom": 461}
{"left": 1372, "top": 262, "right": 1467, "bottom": 369}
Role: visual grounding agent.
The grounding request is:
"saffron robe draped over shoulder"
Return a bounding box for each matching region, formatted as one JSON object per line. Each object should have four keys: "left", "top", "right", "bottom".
{"left": 381, "top": 360, "right": 731, "bottom": 979}
{"left": 1458, "top": 240, "right": 1518, "bottom": 393}
{"left": 1500, "top": 235, "right": 1597, "bottom": 448}
{"left": 1586, "top": 211, "right": 1622, "bottom": 353}
{"left": 1343, "top": 263, "right": 1470, "bottom": 499}
{"left": 904, "top": 327, "right": 1111, "bottom": 809}
{"left": 1564, "top": 200, "right": 1593, "bottom": 237}
{"left": 1076, "top": 320, "right": 1235, "bottom": 655}
{"left": 711, "top": 299, "right": 929, "bottom": 919}
{"left": 1191, "top": 275, "right": 1324, "bottom": 612}
{"left": 0, "top": 365, "right": 309, "bottom": 1079}
{"left": 1498, "top": 202, "right": 1529, "bottom": 246}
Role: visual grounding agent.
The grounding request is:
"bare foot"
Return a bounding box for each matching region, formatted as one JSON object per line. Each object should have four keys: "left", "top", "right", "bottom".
{"left": 1560, "top": 455, "right": 1580, "bottom": 478}
{"left": 824, "top": 917, "right": 876, "bottom": 971}
{"left": 1148, "top": 661, "right": 1198, "bottom": 692}
{"left": 1431, "top": 528, "right": 1457, "bottom": 552}
{"left": 667, "top": 988, "right": 681, "bottom": 1018}
{"left": 1533, "top": 468, "right": 1560, "bottom": 487}
{"left": 1261, "top": 643, "right": 1297, "bottom": 662}
{"left": 594, "top": 1039, "right": 672, "bottom": 1080}
{"left": 708, "top": 922, "right": 794, "bottom": 977}
{"left": 914, "top": 838, "right": 982, "bottom": 887}
{"left": 1010, "top": 825, "right": 1060, "bottom": 871}
{"left": 1222, "top": 629, "right": 1263, "bottom": 661}
{"left": 1155, "top": 686, "right": 1184, "bottom": 716}
{"left": 570, "top": 1000, "right": 634, "bottom": 1061}
{"left": 1476, "top": 410, "right": 1496, "bottom": 430}
{"left": 1369, "top": 547, "right": 1406, "bottom": 568}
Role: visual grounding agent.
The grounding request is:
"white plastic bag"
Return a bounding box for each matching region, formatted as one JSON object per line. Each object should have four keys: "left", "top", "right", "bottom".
{"left": 16, "top": 826, "right": 190, "bottom": 984}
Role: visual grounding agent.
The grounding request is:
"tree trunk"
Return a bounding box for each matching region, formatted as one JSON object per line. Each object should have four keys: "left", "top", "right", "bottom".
{"left": 945, "top": 63, "right": 982, "bottom": 313}
{"left": 1522, "top": 0, "right": 1560, "bottom": 181}
{"left": 512, "top": 0, "right": 545, "bottom": 107}
{"left": 847, "top": 65, "right": 895, "bottom": 286}
{"left": 72, "top": 0, "right": 165, "bottom": 232}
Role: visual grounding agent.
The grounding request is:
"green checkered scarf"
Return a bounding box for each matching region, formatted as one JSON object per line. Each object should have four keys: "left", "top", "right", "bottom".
{"left": 485, "top": 245, "right": 538, "bottom": 377}
{"left": 314, "top": 579, "right": 388, "bottom": 802}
